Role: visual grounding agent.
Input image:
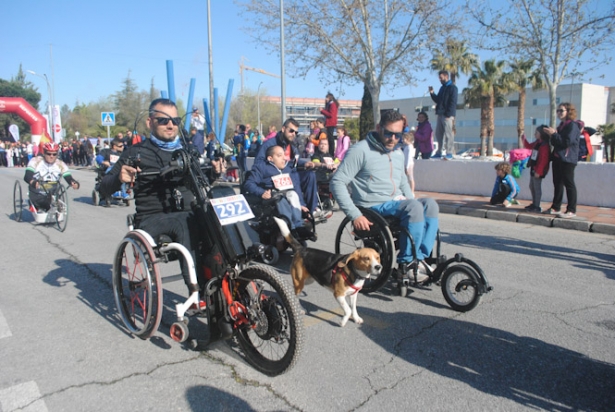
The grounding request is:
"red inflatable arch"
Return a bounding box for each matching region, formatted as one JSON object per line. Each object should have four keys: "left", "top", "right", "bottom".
{"left": 0, "top": 96, "right": 49, "bottom": 145}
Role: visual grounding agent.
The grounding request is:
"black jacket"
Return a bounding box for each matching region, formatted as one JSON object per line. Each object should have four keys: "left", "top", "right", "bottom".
{"left": 431, "top": 81, "right": 458, "bottom": 117}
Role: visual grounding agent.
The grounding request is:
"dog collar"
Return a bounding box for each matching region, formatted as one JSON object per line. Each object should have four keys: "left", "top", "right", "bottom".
{"left": 333, "top": 266, "right": 362, "bottom": 295}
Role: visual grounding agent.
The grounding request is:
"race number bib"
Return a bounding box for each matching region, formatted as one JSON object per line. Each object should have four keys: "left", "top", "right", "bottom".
{"left": 210, "top": 194, "right": 255, "bottom": 226}
{"left": 530, "top": 149, "right": 538, "bottom": 161}
{"left": 271, "top": 173, "right": 294, "bottom": 191}
{"left": 323, "top": 157, "right": 333, "bottom": 166}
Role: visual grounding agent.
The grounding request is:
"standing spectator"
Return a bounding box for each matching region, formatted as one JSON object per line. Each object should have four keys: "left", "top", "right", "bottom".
{"left": 429, "top": 70, "right": 458, "bottom": 159}
{"left": 26, "top": 142, "right": 33, "bottom": 162}
{"left": 191, "top": 107, "right": 205, "bottom": 133}
{"left": 79, "top": 139, "right": 88, "bottom": 166}
{"left": 310, "top": 117, "right": 328, "bottom": 147}
{"left": 205, "top": 132, "right": 218, "bottom": 161}
{"left": 191, "top": 126, "right": 205, "bottom": 155}
{"left": 0, "top": 141, "right": 6, "bottom": 167}
{"left": 544, "top": 102, "right": 580, "bottom": 218}
{"left": 95, "top": 136, "right": 103, "bottom": 155}
{"left": 402, "top": 133, "right": 416, "bottom": 195}
{"left": 62, "top": 141, "right": 72, "bottom": 165}
{"left": 321, "top": 92, "right": 339, "bottom": 156}
{"left": 577, "top": 121, "right": 594, "bottom": 162}
{"left": 265, "top": 125, "right": 277, "bottom": 141}
{"left": 414, "top": 111, "right": 434, "bottom": 159}
{"left": 522, "top": 126, "right": 551, "bottom": 213}
{"left": 116, "top": 132, "right": 128, "bottom": 148}
{"left": 7, "top": 143, "right": 14, "bottom": 167}
{"left": 334, "top": 126, "right": 351, "bottom": 161}
{"left": 233, "top": 124, "right": 248, "bottom": 176}
{"left": 71, "top": 139, "right": 79, "bottom": 165}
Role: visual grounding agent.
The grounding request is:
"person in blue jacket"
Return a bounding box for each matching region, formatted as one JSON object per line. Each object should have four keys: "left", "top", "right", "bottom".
{"left": 490, "top": 162, "right": 520, "bottom": 207}
{"left": 245, "top": 145, "right": 308, "bottom": 230}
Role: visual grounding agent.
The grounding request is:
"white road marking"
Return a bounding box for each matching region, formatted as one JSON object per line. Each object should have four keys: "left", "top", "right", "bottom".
{"left": 0, "top": 381, "right": 48, "bottom": 412}
{"left": 0, "top": 309, "right": 11, "bottom": 339}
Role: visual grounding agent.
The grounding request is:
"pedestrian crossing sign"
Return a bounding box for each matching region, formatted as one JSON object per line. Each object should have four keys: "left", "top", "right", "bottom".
{"left": 101, "top": 112, "right": 115, "bottom": 126}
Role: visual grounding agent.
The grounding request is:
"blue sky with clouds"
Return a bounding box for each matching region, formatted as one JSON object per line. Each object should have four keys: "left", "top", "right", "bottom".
{"left": 2, "top": 0, "right": 612, "bottom": 111}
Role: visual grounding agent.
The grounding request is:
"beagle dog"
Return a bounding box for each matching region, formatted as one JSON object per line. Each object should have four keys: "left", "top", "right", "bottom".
{"left": 273, "top": 217, "right": 382, "bottom": 327}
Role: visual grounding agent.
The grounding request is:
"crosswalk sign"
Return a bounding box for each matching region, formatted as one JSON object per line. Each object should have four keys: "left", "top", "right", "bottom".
{"left": 101, "top": 112, "right": 116, "bottom": 126}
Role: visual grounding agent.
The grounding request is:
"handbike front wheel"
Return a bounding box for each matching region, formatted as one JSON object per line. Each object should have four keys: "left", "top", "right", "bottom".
{"left": 234, "top": 265, "right": 303, "bottom": 376}
{"left": 113, "top": 232, "right": 163, "bottom": 339}
{"left": 55, "top": 186, "right": 69, "bottom": 232}
{"left": 13, "top": 180, "right": 23, "bottom": 222}
{"left": 441, "top": 264, "right": 482, "bottom": 312}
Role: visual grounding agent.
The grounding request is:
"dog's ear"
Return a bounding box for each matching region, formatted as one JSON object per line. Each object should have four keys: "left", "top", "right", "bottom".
{"left": 341, "top": 250, "right": 360, "bottom": 267}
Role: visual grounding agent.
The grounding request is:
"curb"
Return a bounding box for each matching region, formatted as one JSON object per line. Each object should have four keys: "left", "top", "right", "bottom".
{"left": 437, "top": 201, "right": 615, "bottom": 234}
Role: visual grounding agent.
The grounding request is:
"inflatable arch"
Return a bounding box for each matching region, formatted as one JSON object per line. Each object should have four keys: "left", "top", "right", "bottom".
{"left": 0, "top": 97, "right": 51, "bottom": 145}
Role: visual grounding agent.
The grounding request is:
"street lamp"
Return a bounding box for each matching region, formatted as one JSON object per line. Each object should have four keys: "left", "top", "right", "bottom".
{"left": 27, "top": 70, "right": 55, "bottom": 142}
{"left": 257, "top": 81, "right": 263, "bottom": 134}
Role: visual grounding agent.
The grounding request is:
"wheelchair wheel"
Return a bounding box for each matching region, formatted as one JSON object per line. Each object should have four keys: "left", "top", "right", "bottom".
{"left": 441, "top": 264, "right": 482, "bottom": 312}
{"left": 92, "top": 189, "right": 99, "bottom": 206}
{"left": 234, "top": 265, "right": 303, "bottom": 376}
{"left": 335, "top": 209, "right": 396, "bottom": 294}
{"left": 113, "top": 232, "right": 163, "bottom": 339}
{"left": 260, "top": 245, "right": 279, "bottom": 265}
{"left": 55, "top": 186, "right": 69, "bottom": 232}
{"left": 13, "top": 180, "right": 23, "bottom": 222}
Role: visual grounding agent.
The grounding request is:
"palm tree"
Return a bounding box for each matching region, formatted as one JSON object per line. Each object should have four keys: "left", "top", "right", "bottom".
{"left": 464, "top": 60, "right": 510, "bottom": 156}
{"left": 508, "top": 60, "right": 544, "bottom": 148}
{"left": 430, "top": 39, "right": 479, "bottom": 84}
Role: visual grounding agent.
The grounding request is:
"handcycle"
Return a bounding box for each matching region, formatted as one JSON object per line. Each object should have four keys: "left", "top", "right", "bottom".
{"left": 112, "top": 149, "right": 304, "bottom": 376}
{"left": 335, "top": 207, "right": 492, "bottom": 312}
{"left": 13, "top": 179, "right": 73, "bottom": 232}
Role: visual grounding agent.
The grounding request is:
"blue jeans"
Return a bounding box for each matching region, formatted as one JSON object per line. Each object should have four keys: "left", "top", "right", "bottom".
{"left": 369, "top": 198, "right": 439, "bottom": 263}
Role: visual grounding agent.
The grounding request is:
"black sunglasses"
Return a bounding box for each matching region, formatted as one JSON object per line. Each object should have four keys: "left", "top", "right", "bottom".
{"left": 556, "top": 109, "right": 566, "bottom": 113}
{"left": 382, "top": 129, "right": 402, "bottom": 139}
{"left": 153, "top": 116, "right": 181, "bottom": 126}
{"left": 45, "top": 152, "right": 59, "bottom": 156}
{"left": 287, "top": 128, "right": 298, "bottom": 134}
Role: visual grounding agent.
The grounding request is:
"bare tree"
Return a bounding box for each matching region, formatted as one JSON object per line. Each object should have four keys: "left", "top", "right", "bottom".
{"left": 467, "top": 0, "right": 615, "bottom": 125}
{"left": 238, "top": 0, "right": 456, "bottom": 124}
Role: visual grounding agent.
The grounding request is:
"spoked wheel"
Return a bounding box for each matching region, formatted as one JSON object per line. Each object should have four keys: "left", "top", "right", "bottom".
{"left": 335, "top": 215, "right": 396, "bottom": 293}
{"left": 55, "top": 186, "right": 69, "bottom": 232}
{"left": 13, "top": 180, "right": 23, "bottom": 222}
{"left": 92, "top": 189, "right": 99, "bottom": 206}
{"left": 113, "top": 232, "right": 163, "bottom": 339}
{"left": 234, "top": 265, "right": 303, "bottom": 376}
{"left": 441, "top": 264, "right": 481, "bottom": 312}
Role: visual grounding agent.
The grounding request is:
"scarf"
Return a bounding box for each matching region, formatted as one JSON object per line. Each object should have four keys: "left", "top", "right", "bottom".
{"left": 366, "top": 131, "right": 396, "bottom": 154}
{"left": 149, "top": 134, "right": 183, "bottom": 152}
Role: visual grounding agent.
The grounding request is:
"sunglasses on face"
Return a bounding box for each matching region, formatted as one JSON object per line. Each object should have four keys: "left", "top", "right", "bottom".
{"left": 287, "top": 128, "right": 298, "bottom": 134}
{"left": 153, "top": 116, "right": 181, "bottom": 126}
{"left": 382, "top": 129, "right": 402, "bottom": 139}
{"left": 556, "top": 109, "right": 566, "bottom": 113}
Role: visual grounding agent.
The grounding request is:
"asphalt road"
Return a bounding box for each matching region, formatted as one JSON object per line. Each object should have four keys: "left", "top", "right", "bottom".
{"left": 1, "top": 166, "right": 614, "bottom": 412}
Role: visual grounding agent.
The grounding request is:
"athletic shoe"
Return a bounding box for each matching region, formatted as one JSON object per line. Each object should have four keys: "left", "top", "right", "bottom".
{"left": 313, "top": 208, "right": 333, "bottom": 219}
{"left": 511, "top": 199, "right": 520, "bottom": 205}
{"left": 398, "top": 262, "right": 429, "bottom": 283}
{"left": 543, "top": 208, "right": 560, "bottom": 215}
{"left": 557, "top": 211, "right": 576, "bottom": 219}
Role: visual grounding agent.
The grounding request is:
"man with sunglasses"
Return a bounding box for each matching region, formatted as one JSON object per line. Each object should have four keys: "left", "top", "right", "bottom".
{"left": 255, "top": 118, "right": 328, "bottom": 219}
{"left": 330, "top": 110, "right": 439, "bottom": 282}
{"left": 24, "top": 142, "right": 80, "bottom": 212}
{"left": 100, "top": 98, "right": 207, "bottom": 301}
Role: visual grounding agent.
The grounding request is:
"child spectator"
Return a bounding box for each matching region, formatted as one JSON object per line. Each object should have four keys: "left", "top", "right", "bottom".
{"left": 244, "top": 145, "right": 308, "bottom": 230}
{"left": 522, "top": 126, "right": 551, "bottom": 212}
{"left": 490, "top": 162, "right": 520, "bottom": 207}
{"left": 334, "top": 126, "right": 351, "bottom": 161}
{"left": 402, "top": 132, "right": 416, "bottom": 194}
{"left": 414, "top": 111, "right": 434, "bottom": 159}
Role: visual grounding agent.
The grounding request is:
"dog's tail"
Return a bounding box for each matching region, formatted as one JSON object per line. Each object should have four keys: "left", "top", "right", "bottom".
{"left": 273, "top": 217, "right": 303, "bottom": 252}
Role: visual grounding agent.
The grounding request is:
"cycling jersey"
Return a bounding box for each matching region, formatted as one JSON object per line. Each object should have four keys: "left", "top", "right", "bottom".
{"left": 24, "top": 156, "right": 77, "bottom": 189}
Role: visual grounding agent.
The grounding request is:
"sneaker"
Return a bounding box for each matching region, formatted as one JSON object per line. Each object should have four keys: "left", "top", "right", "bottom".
{"left": 443, "top": 154, "right": 453, "bottom": 160}
{"left": 313, "top": 208, "right": 333, "bottom": 219}
{"left": 543, "top": 208, "right": 560, "bottom": 215}
{"left": 511, "top": 199, "right": 520, "bottom": 205}
{"left": 399, "top": 262, "right": 429, "bottom": 283}
{"left": 557, "top": 211, "right": 576, "bottom": 219}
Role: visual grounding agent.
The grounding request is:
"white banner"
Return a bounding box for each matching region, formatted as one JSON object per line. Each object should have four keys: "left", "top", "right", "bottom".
{"left": 8, "top": 124, "right": 19, "bottom": 142}
{"left": 52, "top": 105, "right": 62, "bottom": 143}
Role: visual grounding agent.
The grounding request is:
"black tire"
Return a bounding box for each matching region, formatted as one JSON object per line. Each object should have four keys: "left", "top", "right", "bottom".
{"left": 13, "top": 180, "right": 23, "bottom": 222}
{"left": 441, "top": 264, "right": 482, "bottom": 312}
{"left": 55, "top": 186, "right": 69, "bottom": 232}
{"left": 92, "top": 189, "right": 99, "bottom": 206}
{"left": 335, "top": 213, "right": 396, "bottom": 293}
{"left": 234, "top": 265, "right": 303, "bottom": 376}
{"left": 260, "top": 246, "right": 279, "bottom": 265}
{"left": 113, "top": 232, "right": 163, "bottom": 339}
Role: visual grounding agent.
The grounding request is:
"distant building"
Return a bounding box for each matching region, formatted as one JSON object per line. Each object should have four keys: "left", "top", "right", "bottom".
{"left": 262, "top": 96, "right": 361, "bottom": 132}
{"left": 380, "top": 83, "right": 613, "bottom": 152}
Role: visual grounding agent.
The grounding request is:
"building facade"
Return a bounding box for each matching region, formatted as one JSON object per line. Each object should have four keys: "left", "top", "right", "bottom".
{"left": 380, "top": 83, "right": 612, "bottom": 152}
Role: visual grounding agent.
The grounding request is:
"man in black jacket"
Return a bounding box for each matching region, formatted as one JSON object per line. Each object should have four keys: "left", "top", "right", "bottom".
{"left": 100, "top": 98, "right": 205, "bottom": 298}
{"left": 429, "top": 70, "right": 458, "bottom": 159}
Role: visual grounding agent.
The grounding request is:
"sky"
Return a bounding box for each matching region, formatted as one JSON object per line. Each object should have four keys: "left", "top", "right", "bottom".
{"left": 2, "top": 1, "right": 613, "bottom": 113}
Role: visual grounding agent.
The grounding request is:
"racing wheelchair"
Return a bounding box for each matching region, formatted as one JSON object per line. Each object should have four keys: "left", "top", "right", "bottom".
{"left": 112, "top": 149, "right": 303, "bottom": 376}
{"left": 13, "top": 179, "right": 72, "bottom": 232}
{"left": 335, "top": 207, "right": 492, "bottom": 312}
{"left": 92, "top": 166, "right": 131, "bottom": 207}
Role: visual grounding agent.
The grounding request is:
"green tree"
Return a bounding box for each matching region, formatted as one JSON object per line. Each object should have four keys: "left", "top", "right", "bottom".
{"left": 0, "top": 65, "right": 41, "bottom": 141}
{"left": 597, "top": 123, "right": 615, "bottom": 163}
{"left": 464, "top": 60, "right": 510, "bottom": 156}
{"left": 343, "top": 117, "right": 360, "bottom": 143}
{"left": 507, "top": 59, "right": 544, "bottom": 147}
{"left": 430, "top": 39, "right": 478, "bottom": 85}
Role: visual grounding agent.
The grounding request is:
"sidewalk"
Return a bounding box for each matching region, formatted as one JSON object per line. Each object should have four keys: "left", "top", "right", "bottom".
{"left": 416, "top": 191, "right": 615, "bottom": 235}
